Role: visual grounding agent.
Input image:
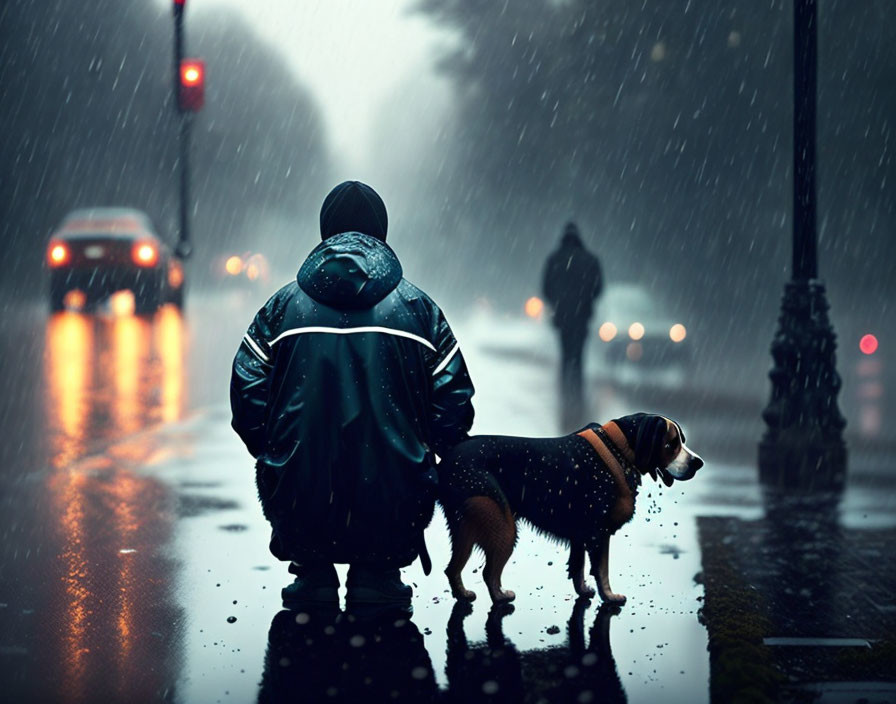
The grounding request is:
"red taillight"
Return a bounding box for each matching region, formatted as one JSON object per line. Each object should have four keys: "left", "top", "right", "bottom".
{"left": 48, "top": 242, "right": 69, "bottom": 267}
{"left": 133, "top": 242, "right": 159, "bottom": 267}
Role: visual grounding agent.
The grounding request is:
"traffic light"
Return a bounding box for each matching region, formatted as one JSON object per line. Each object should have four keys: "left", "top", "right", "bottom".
{"left": 179, "top": 59, "right": 205, "bottom": 112}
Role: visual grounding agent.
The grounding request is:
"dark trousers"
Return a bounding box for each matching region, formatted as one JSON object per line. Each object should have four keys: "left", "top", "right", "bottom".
{"left": 558, "top": 325, "right": 588, "bottom": 430}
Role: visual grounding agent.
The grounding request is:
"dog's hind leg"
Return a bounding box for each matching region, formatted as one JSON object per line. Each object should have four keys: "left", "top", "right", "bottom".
{"left": 475, "top": 498, "right": 517, "bottom": 604}
{"left": 568, "top": 541, "right": 595, "bottom": 598}
{"left": 445, "top": 511, "right": 478, "bottom": 601}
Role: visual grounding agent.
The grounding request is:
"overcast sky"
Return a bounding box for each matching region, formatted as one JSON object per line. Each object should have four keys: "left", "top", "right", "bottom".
{"left": 178, "top": 0, "right": 455, "bottom": 170}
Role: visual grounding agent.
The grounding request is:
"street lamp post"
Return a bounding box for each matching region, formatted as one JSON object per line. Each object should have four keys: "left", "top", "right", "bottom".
{"left": 173, "top": 0, "right": 193, "bottom": 259}
{"left": 759, "top": 0, "right": 846, "bottom": 491}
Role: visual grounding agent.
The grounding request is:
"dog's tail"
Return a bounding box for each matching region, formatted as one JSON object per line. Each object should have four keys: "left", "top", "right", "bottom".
{"left": 418, "top": 532, "right": 432, "bottom": 575}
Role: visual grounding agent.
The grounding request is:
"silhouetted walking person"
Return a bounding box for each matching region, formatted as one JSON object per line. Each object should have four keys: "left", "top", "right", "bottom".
{"left": 542, "top": 222, "right": 603, "bottom": 429}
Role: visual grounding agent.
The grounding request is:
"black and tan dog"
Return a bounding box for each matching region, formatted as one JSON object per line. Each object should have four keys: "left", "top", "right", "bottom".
{"left": 438, "top": 413, "right": 703, "bottom": 604}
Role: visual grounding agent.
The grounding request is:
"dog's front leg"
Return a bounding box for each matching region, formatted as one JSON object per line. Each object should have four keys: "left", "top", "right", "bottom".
{"left": 590, "top": 534, "right": 627, "bottom": 605}
{"left": 568, "top": 541, "right": 595, "bottom": 598}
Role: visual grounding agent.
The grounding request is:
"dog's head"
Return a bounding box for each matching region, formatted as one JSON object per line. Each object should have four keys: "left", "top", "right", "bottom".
{"left": 610, "top": 413, "right": 703, "bottom": 487}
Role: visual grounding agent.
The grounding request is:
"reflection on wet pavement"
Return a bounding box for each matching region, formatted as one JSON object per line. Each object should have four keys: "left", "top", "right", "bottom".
{"left": 45, "top": 307, "right": 185, "bottom": 467}
{"left": 698, "top": 461, "right": 896, "bottom": 702}
{"left": 2, "top": 307, "right": 187, "bottom": 702}
{"left": 260, "top": 606, "right": 437, "bottom": 703}
{"left": 445, "top": 600, "right": 628, "bottom": 703}
{"left": 17, "top": 300, "right": 894, "bottom": 702}
{"left": 259, "top": 599, "right": 630, "bottom": 703}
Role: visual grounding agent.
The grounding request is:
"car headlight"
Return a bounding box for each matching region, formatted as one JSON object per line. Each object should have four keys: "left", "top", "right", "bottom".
{"left": 598, "top": 322, "right": 617, "bottom": 341}
{"left": 669, "top": 324, "right": 687, "bottom": 343}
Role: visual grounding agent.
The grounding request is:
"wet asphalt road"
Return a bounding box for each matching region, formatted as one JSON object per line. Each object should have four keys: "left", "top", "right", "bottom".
{"left": 1, "top": 293, "right": 893, "bottom": 703}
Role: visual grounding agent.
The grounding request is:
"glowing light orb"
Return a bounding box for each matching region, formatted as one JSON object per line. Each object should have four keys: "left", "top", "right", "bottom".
{"left": 598, "top": 322, "right": 617, "bottom": 342}
{"left": 669, "top": 324, "right": 687, "bottom": 343}
{"left": 860, "top": 334, "right": 878, "bottom": 355}
{"left": 225, "top": 256, "right": 243, "bottom": 276}
{"left": 524, "top": 296, "right": 544, "bottom": 319}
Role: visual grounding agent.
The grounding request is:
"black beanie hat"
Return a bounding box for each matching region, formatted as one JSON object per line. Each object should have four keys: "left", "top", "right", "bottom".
{"left": 319, "top": 181, "right": 388, "bottom": 241}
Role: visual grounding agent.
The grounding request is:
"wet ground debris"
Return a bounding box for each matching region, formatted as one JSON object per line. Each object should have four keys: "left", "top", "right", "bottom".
{"left": 698, "top": 515, "right": 896, "bottom": 703}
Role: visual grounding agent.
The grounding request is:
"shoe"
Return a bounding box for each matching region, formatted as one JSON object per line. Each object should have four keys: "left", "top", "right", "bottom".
{"left": 345, "top": 566, "right": 412, "bottom": 606}
{"left": 281, "top": 563, "right": 339, "bottom": 608}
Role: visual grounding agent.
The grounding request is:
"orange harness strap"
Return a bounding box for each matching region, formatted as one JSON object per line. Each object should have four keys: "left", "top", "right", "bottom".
{"left": 602, "top": 421, "right": 636, "bottom": 465}
{"left": 576, "top": 428, "right": 633, "bottom": 505}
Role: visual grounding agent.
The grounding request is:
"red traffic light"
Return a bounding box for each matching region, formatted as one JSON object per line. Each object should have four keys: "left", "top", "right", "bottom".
{"left": 179, "top": 59, "right": 205, "bottom": 112}
{"left": 860, "top": 334, "right": 878, "bottom": 355}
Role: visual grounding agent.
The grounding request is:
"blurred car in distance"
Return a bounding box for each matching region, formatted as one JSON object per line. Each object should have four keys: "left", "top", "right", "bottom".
{"left": 46, "top": 208, "right": 184, "bottom": 314}
{"left": 596, "top": 283, "right": 690, "bottom": 367}
{"left": 217, "top": 252, "right": 270, "bottom": 287}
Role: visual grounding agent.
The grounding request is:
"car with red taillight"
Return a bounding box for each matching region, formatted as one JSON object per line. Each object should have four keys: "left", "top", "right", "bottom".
{"left": 46, "top": 208, "right": 185, "bottom": 313}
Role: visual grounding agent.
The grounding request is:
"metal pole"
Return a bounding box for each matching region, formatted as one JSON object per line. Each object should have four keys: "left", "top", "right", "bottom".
{"left": 793, "top": 0, "right": 817, "bottom": 280}
{"left": 177, "top": 115, "right": 193, "bottom": 259}
{"left": 173, "top": 4, "right": 192, "bottom": 259}
{"left": 758, "top": 0, "right": 846, "bottom": 492}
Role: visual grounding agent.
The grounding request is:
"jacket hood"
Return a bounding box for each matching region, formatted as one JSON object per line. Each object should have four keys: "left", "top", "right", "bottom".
{"left": 297, "top": 232, "right": 402, "bottom": 309}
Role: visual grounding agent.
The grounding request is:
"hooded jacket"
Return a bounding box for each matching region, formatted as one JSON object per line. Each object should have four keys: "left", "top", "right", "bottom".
{"left": 230, "top": 231, "right": 475, "bottom": 566}
{"left": 541, "top": 226, "right": 603, "bottom": 329}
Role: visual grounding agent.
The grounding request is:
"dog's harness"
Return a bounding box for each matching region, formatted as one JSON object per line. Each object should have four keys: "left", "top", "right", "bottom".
{"left": 576, "top": 423, "right": 641, "bottom": 489}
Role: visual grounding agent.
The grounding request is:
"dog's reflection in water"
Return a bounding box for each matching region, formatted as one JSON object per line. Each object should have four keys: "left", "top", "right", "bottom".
{"left": 445, "top": 600, "right": 627, "bottom": 704}
{"left": 259, "top": 606, "right": 438, "bottom": 703}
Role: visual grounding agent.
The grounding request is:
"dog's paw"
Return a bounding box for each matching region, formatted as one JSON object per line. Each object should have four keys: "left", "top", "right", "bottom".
{"left": 490, "top": 589, "right": 516, "bottom": 604}
{"left": 574, "top": 582, "right": 596, "bottom": 598}
{"left": 598, "top": 589, "right": 627, "bottom": 605}
{"left": 453, "top": 588, "right": 477, "bottom": 602}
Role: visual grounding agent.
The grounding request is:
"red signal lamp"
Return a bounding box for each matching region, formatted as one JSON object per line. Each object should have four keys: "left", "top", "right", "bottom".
{"left": 179, "top": 59, "right": 205, "bottom": 112}
{"left": 859, "top": 334, "right": 878, "bottom": 356}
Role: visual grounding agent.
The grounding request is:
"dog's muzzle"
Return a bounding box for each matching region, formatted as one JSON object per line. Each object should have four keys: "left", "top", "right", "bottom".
{"left": 662, "top": 449, "right": 704, "bottom": 484}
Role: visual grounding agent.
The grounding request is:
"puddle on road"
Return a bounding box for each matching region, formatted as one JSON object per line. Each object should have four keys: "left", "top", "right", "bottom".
{"left": 156, "top": 348, "right": 711, "bottom": 703}
{"left": 123, "top": 318, "right": 714, "bottom": 703}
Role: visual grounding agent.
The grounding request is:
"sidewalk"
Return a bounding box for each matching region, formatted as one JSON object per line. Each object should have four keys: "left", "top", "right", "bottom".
{"left": 697, "top": 494, "right": 896, "bottom": 703}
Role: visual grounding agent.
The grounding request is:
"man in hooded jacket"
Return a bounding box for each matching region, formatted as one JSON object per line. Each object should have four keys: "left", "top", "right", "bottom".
{"left": 231, "top": 181, "right": 475, "bottom": 606}
{"left": 542, "top": 221, "right": 603, "bottom": 429}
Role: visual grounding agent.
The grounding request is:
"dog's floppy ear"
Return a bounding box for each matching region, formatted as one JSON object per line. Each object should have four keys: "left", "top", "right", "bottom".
{"left": 671, "top": 419, "right": 686, "bottom": 445}
{"left": 634, "top": 415, "right": 667, "bottom": 470}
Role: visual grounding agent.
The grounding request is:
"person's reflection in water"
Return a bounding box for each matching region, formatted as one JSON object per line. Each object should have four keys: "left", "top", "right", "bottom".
{"left": 444, "top": 600, "right": 627, "bottom": 703}
{"left": 259, "top": 606, "right": 438, "bottom": 703}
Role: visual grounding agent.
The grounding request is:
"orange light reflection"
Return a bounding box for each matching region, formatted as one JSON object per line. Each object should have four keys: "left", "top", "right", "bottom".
{"left": 44, "top": 305, "right": 186, "bottom": 698}
{"left": 46, "top": 313, "right": 93, "bottom": 467}
{"left": 156, "top": 305, "right": 185, "bottom": 422}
